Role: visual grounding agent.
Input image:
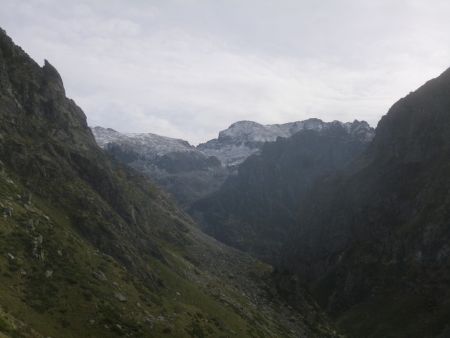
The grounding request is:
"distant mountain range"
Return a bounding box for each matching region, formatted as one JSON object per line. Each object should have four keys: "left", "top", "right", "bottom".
{"left": 92, "top": 119, "right": 374, "bottom": 207}
{"left": 198, "top": 119, "right": 374, "bottom": 166}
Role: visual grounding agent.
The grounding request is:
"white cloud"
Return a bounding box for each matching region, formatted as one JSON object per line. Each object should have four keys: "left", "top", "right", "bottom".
{"left": 1, "top": 0, "right": 449, "bottom": 144}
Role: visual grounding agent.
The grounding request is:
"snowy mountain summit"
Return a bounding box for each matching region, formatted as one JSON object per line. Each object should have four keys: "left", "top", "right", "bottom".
{"left": 91, "top": 126, "right": 227, "bottom": 207}
{"left": 198, "top": 118, "right": 374, "bottom": 166}
{"left": 92, "top": 126, "right": 195, "bottom": 159}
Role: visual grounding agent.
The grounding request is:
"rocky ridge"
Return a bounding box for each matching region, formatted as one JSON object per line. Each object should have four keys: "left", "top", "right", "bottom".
{"left": 92, "top": 127, "right": 195, "bottom": 157}
{"left": 197, "top": 119, "right": 374, "bottom": 166}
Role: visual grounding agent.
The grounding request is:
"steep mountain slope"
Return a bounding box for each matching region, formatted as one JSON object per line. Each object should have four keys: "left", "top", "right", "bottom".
{"left": 197, "top": 119, "right": 374, "bottom": 167}
{"left": 0, "top": 28, "right": 337, "bottom": 338}
{"left": 281, "top": 68, "right": 450, "bottom": 337}
{"left": 191, "top": 121, "right": 373, "bottom": 263}
{"left": 92, "top": 127, "right": 228, "bottom": 208}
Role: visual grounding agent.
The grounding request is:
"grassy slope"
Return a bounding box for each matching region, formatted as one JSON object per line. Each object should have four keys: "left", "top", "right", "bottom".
{"left": 0, "top": 159, "right": 336, "bottom": 338}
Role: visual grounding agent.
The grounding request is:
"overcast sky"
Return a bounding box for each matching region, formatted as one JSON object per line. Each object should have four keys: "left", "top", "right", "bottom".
{"left": 1, "top": 0, "right": 450, "bottom": 144}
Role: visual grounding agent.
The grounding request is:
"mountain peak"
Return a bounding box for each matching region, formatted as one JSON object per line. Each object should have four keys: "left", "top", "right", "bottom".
{"left": 42, "top": 59, "right": 65, "bottom": 95}
{"left": 229, "top": 120, "right": 262, "bottom": 127}
{"left": 372, "top": 65, "right": 450, "bottom": 163}
{"left": 199, "top": 118, "right": 374, "bottom": 166}
{"left": 92, "top": 126, "right": 195, "bottom": 157}
{"left": 218, "top": 120, "right": 274, "bottom": 143}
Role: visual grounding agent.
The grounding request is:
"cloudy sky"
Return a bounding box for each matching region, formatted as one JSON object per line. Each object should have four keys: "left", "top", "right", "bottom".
{"left": 1, "top": 0, "right": 450, "bottom": 144}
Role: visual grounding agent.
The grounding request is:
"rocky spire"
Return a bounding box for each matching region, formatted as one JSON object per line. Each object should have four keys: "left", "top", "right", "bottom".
{"left": 42, "top": 59, "right": 65, "bottom": 96}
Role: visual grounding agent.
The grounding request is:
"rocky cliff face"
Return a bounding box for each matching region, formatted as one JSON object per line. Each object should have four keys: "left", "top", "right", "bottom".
{"left": 0, "top": 28, "right": 337, "bottom": 338}
{"left": 281, "top": 68, "right": 450, "bottom": 337}
{"left": 192, "top": 121, "right": 373, "bottom": 263}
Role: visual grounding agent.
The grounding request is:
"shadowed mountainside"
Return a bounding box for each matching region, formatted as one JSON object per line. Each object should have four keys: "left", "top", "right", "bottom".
{"left": 191, "top": 121, "right": 373, "bottom": 263}
{"left": 279, "top": 67, "right": 450, "bottom": 337}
